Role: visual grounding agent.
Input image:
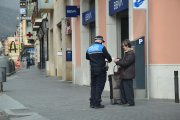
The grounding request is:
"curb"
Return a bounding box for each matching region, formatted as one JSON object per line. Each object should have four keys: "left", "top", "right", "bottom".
{"left": 4, "top": 108, "right": 49, "bottom": 120}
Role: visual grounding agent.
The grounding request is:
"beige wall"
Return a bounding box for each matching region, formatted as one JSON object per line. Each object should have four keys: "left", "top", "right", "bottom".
{"left": 149, "top": 0, "right": 180, "bottom": 64}
{"left": 48, "top": 0, "right": 66, "bottom": 78}
{"left": 52, "top": 0, "right": 72, "bottom": 81}
{"left": 22, "top": 20, "right": 28, "bottom": 44}
{"left": 48, "top": 11, "right": 55, "bottom": 76}
{"left": 70, "top": 0, "right": 180, "bottom": 99}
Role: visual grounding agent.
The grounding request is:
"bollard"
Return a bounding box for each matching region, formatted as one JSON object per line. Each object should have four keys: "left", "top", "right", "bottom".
{"left": 0, "top": 67, "right": 6, "bottom": 92}
{"left": 0, "top": 69, "right": 4, "bottom": 92}
{"left": 174, "top": 71, "right": 179, "bottom": 103}
{"left": 0, "top": 82, "right": 3, "bottom": 92}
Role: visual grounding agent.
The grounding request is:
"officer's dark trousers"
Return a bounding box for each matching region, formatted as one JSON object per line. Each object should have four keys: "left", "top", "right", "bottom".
{"left": 90, "top": 70, "right": 106, "bottom": 106}
{"left": 120, "top": 79, "right": 135, "bottom": 105}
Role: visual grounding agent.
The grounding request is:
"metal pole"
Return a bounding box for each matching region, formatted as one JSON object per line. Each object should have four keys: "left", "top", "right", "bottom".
{"left": 146, "top": 0, "right": 150, "bottom": 100}
{"left": 0, "top": 70, "right": 3, "bottom": 92}
{"left": 174, "top": 71, "right": 179, "bottom": 103}
{"left": 0, "top": 82, "right": 3, "bottom": 92}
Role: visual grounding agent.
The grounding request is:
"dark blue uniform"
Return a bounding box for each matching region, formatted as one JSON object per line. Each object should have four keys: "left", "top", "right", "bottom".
{"left": 86, "top": 42, "right": 112, "bottom": 107}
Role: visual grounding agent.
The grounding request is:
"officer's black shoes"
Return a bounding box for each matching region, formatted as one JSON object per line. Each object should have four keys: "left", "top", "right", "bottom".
{"left": 94, "top": 104, "right": 105, "bottom": 109}
{"left": 90, "top": 104, "right": 105, "bottom": 109}
{"left": 90, "top": 104, "right": 95, "bottom": 108}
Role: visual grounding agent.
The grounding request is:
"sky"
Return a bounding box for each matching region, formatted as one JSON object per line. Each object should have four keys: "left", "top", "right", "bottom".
{"left": 0, "top": 0, "right": 19, "bottom": 40}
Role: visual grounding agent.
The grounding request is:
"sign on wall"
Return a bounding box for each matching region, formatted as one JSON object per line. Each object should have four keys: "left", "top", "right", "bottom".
{"left": 109, "top": 0, "right": 128, "bottom": 16}
{"left": 133, "top": 0, "right": 147, "bottom": 9}
{"left": 66, "top": 6, "right": 80, "bottom": 17}
{"left": 20, "top": 8, "right": 26, "bottom": 15}
{"left": 8, "top": 41, "right": 21, "bottom": 53}
{"left": 138, "top": 38, "right": 144, "bottom": 45}
{"left": 82, "top": 8, "right": 95, "bottom": 25}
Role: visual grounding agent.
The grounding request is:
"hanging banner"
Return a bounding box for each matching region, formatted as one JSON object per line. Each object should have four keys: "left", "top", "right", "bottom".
{"left": 82, "top": 8, "right": 95, "bottom": 25}
{"left": 133, "top": 0, "right": 147, "bottom": 9}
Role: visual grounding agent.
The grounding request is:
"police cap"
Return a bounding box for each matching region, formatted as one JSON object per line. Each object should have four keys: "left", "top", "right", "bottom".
{"left": 94, "top": 35, "right": 105, "bottom": 43}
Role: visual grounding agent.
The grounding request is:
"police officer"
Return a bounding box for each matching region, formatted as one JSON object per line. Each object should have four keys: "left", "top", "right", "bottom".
{"left": 86, "top": 35, "right": 112, "bottom": 108}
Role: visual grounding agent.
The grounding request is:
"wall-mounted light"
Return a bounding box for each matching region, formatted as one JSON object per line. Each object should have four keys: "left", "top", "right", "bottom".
{"left": 44, "top": 0, "right": 48, "bottom": 3}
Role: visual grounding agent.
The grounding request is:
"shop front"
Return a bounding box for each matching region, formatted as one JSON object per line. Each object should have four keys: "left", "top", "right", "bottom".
{"left": 108, "top": 0, "right": 146, "bottom": 98}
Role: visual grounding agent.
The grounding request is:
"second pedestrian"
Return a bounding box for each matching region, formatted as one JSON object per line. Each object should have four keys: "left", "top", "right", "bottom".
{"left": 114, "top": 39, "right": 135, "bottom": 106}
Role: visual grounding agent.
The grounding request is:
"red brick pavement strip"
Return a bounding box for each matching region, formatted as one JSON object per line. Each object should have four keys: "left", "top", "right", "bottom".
{"left": 0, "top": 111, "right": 9, "bottom": 120}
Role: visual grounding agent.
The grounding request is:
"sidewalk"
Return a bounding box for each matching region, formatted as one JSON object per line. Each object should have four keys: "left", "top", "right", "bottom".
{"left": 1, "top": 66, "right": 180, "bottom": 120}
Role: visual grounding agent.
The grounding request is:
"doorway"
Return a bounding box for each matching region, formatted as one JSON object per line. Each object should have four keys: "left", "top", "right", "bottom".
{"left": 117, "top": 10, "right": 129, "bottom": 58}
{"left": 90, "top": 22, "right": 96, "bottom": 44}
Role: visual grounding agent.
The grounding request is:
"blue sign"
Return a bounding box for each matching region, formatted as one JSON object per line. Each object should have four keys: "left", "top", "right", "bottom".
{"left": 66, "top": 50, "right": 72, "bottom": 61}
{"left": 133, "top": 0, "right": 147, "bottom": 9}
{"left": 109, "top": 0, "right": 129, "bottom": 16}
{"left": 66, "top": 6, "right": 79, "bottom": 17}
{"left": 82, "top": 8, "right": 95, "bottom": 25}
{"left": 20, "top": 8, "right": 26, "bottom": 15}
{"left": 134, "top": 0, "right": 144, "bottom": 7}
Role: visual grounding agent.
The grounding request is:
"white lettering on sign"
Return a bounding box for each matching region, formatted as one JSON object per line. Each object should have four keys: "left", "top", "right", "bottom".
{"left": 85, "top": 12, "right": 92, "bottom": 21}
{"left": 67, "top": 10, "right": 76, "bottom": 14}
{"left": 114, "top": 0, "right": 123, "bottom": 10}
{"left": 17, "top": 16, "right": 31, "bottom": 20}
{"left": 139, "top": 38, "right": 144, "bottom": 44}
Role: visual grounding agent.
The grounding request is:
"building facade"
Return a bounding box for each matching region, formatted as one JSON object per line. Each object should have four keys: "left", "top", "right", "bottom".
{"left": 32, "top": 0, "right": 180, "bottom": 99}
{"left": 46, "top": 0, "right": 72, "bottom": 80}
{"left": 70, "top": 0, "right": 180, "bottom": 99}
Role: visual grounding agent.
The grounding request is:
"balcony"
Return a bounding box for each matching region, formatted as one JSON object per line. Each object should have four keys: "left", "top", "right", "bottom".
{"left": 32, "top": 18, "right": 42, "bottom": 31}
{"left": 33, "top": 26, "right": 39, "bottom": 31}
{"left": 34, "top": 18, "right": 42, "bottom": 26}
{"left": 38, "top": 0, "right": 54, "bottom": 13}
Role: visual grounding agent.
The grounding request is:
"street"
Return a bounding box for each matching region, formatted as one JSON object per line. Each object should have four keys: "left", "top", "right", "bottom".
{"left": 0, "top": 66, "right": 179, "bottom": 120}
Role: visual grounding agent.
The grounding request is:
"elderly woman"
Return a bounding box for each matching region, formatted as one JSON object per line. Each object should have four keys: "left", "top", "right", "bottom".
{"left": 114, "top": 39, "right": 135, "bottom": 106}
